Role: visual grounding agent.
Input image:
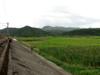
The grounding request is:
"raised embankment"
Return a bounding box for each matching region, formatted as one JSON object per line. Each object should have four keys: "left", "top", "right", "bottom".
{"left": 0, "top": 38, "right": 71, "bottom": 75}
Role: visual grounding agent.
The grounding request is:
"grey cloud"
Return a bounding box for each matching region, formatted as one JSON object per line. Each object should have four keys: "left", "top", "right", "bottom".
{"left": 39, "top": 7, "right": 100, "bottom": 28}
{"left": 41, "top": 11, "right": 100, "bottom": 28}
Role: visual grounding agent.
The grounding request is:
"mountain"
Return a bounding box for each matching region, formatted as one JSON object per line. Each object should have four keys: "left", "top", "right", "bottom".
{"left": 0, "top": 26, "right": 49, "bottom": 37}
{"left": 0, "top": 28, "right": 18, "bottom": 36}
{"left": 42, "top": 26, "right": 78, "bottom": 35}
{"left": 63, "top": 28, "right": 100, "bottom": 36}
{"left": 2, "top": 26, "right": 99, "bottom": 37}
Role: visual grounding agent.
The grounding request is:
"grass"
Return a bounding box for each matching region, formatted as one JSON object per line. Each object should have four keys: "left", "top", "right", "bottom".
{"left": 17, "top": 36, "right": 100, "bottom": 75}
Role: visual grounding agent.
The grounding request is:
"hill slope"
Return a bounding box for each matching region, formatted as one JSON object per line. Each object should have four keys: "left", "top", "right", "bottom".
{"left": 63, "top": 28, "right": 100, "bottom": 36}
{"left": 0, "top": 26, "right": 49, "bottom": 37}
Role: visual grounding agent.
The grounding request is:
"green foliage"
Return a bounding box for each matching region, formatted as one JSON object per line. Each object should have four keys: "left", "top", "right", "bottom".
{"left": 63, "top": 28, "right": 100, "bottom": 36}
{"left": 17, "top": 36, "right": 100, "bottom": 75}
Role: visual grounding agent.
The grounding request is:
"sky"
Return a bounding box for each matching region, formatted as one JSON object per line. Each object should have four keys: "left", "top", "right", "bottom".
{"left": 0, "top": 0, "right": 100, "bottom": 29}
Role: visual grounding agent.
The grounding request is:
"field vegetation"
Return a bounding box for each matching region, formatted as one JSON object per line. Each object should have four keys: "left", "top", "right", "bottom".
{"left": 17, "top": 36, "right": 100, "bottom": 75}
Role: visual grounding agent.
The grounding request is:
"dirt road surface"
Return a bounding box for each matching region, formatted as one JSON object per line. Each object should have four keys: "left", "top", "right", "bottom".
{"left": 1, "top": 39, "right": 72, "bottom": 75}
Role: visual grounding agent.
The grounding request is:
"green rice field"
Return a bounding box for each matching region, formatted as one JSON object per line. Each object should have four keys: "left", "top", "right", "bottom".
{"left": 17, "top": 36, "right": 100, "bottom": 75}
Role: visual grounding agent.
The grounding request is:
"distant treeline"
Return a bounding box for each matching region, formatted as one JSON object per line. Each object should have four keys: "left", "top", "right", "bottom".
{"left": 63, "top": 28, "right": 100, "bottom": 36}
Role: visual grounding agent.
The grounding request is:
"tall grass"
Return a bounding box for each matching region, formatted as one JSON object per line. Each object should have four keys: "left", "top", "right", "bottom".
{"left": 17, "top": 36, "right": 100, "bottom": 75}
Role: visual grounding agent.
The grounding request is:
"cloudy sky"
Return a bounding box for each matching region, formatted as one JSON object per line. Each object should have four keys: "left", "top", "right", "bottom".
{"left": 0, "top": 0, "right": 100, "bottom": 29}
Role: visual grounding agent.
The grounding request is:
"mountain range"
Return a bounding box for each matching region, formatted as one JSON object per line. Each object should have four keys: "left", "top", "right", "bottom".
{"left": 0, "top": 26, "right": 78, "bottom": 36}
{"left": 0, "top": 26, "right": 100, "bottom": 37}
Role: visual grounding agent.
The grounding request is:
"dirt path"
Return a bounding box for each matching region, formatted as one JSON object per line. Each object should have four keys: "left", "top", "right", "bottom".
{"left": 0, "top": 39, "right": 71, "bottom": 75}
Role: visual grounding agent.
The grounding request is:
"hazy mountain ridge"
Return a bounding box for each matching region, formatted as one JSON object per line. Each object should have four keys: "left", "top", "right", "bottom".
{"left": 42, "top": 26, "right": 79, "bottom": 35}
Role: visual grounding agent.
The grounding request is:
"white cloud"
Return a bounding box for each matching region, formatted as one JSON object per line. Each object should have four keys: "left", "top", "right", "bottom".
{"left": 0, "top": 0, "right": 100, "bottom": 28}
{"left": 39, "top": 9, "right": 100, "bottom": 28}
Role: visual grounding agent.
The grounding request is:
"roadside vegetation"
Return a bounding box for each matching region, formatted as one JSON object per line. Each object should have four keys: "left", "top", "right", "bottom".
{"left": 17, "top": 36, "right": 100, "bottom": 75}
